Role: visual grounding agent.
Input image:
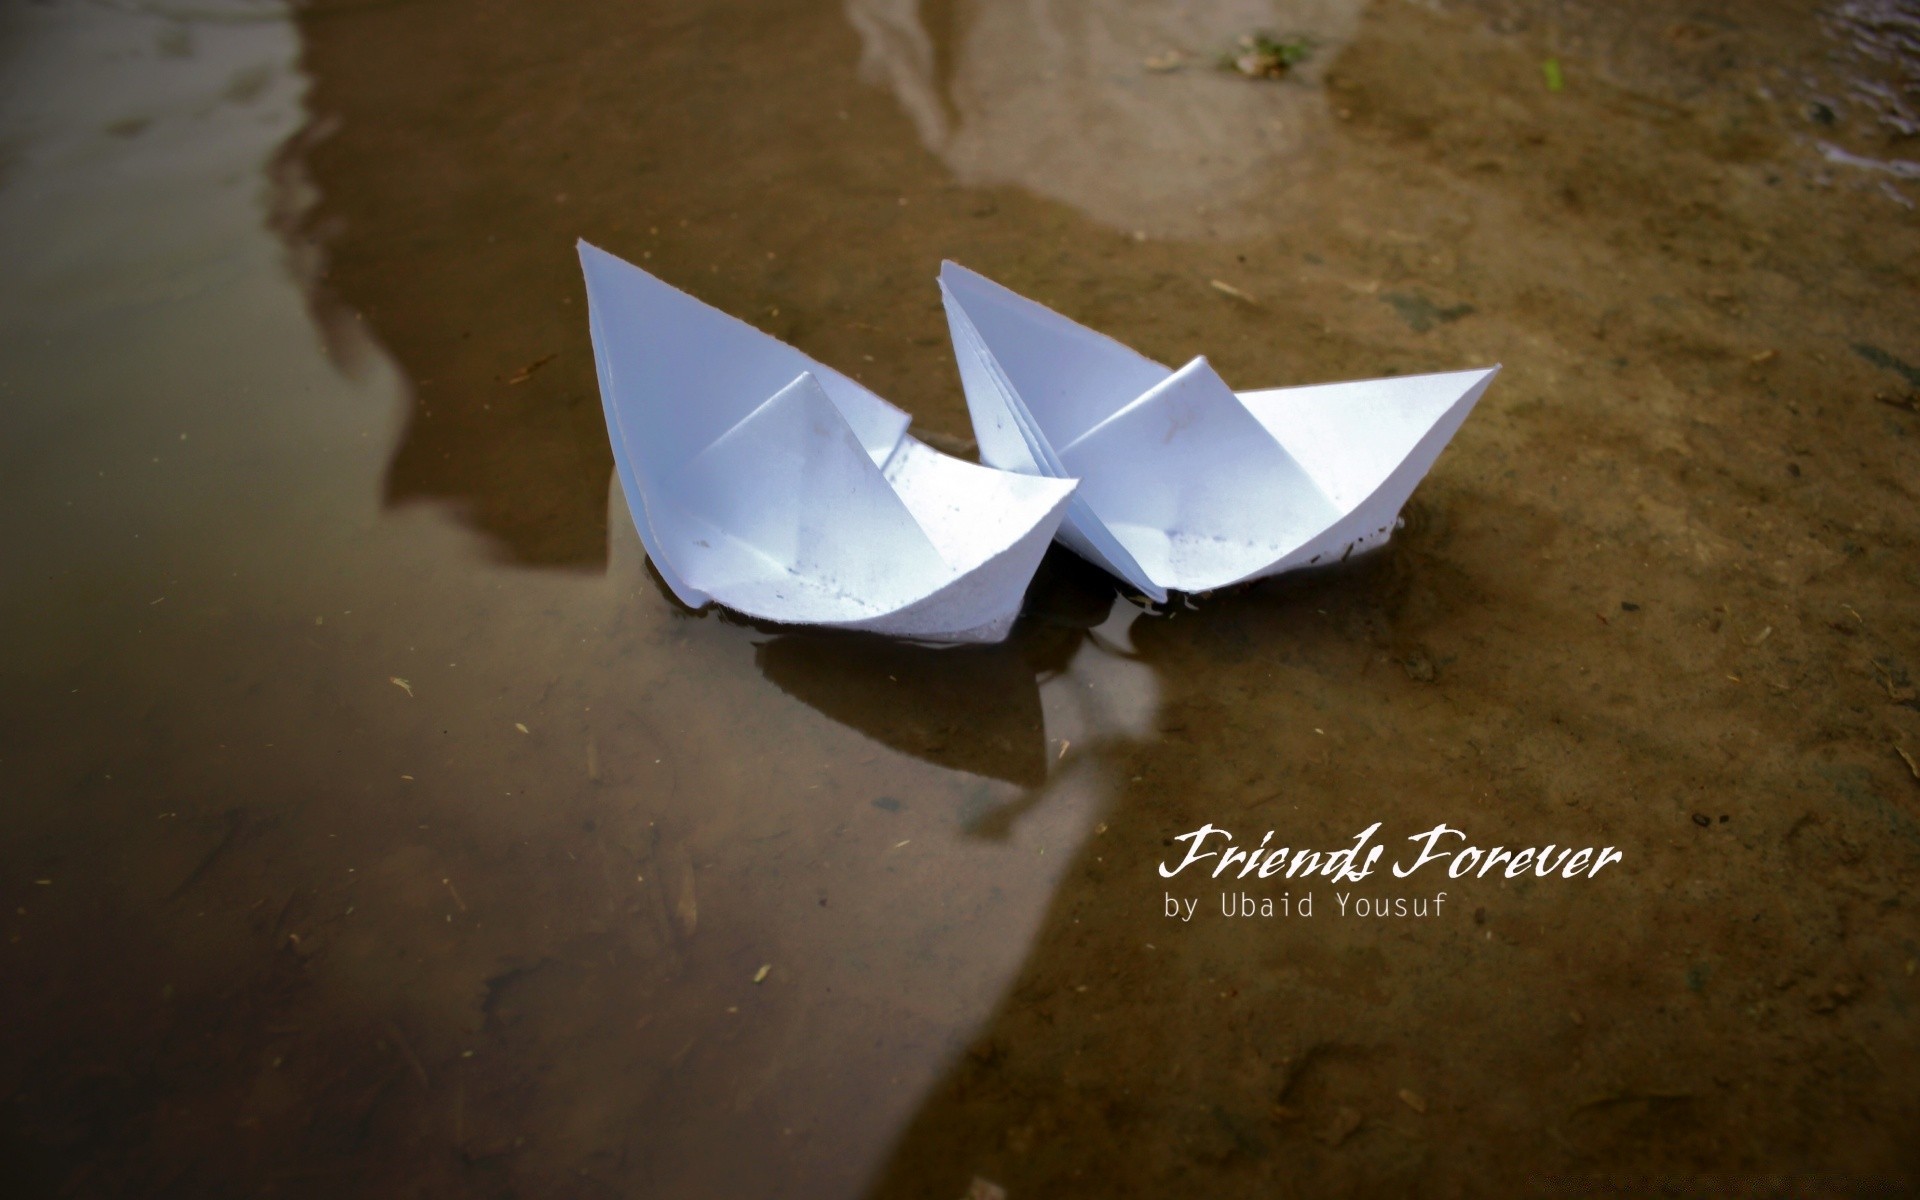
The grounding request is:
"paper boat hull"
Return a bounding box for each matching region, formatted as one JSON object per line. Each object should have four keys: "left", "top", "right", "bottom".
{"left": 609, "top": 439, "right": 1063, "bottom": 644}
{"left": 580, "top": 242, "right": 1074, "bottom": 643}
{"left": 826, "top": 460, "right": 1065, "bottom": 642}
{"left": 939, "top": 261, "right": 1498, "bottom": 597}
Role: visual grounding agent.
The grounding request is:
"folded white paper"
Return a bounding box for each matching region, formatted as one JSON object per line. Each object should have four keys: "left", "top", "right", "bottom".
{"left": 939, "top": 262, "right": 1499, "bottom": 601}
{"left": 579, "top": 242, "right": 1075, "bottom": 643}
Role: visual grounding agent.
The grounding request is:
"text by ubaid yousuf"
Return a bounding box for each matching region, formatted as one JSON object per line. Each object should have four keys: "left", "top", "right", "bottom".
{"left": 1156, "top": 822, "right": 1624, "bottom": 922}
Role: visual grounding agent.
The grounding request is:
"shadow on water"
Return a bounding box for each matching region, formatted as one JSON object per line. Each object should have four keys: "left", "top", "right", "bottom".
{"left": 752, "top": 552, "right": 1119, "bottom": 791}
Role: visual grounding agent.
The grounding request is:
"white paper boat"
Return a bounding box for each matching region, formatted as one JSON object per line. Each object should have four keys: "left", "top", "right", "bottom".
{"left": 578, "top": 242, "right": 1076, "bottom": 643}
{"left": 939, "top": 262, "right": 1500, "bottom": 602}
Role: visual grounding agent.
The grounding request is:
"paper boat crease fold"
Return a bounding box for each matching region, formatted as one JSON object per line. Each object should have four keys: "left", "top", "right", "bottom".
{"left": 579, "top": 241, "right": 1075, "bottom": 643}
{"left": 939, "top": 261, "right": 1500, "bottom": 601}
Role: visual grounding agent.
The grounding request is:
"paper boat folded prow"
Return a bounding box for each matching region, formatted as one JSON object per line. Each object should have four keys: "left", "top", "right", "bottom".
{"left": 579, "top": 241, "right": 1075, "bottom": 643}
{"left": 939, "top": 261, "right": 1500, "bottom": 602}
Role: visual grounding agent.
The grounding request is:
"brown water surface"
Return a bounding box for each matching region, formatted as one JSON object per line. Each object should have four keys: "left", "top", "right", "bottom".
{"left": 2, "top": 0, "right": 1918, "bottom": 1196}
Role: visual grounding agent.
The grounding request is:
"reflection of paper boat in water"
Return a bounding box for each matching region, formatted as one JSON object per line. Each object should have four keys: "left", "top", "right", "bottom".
{"left": 939, "top": 262, "right": 1500, "bottom": 602}
{"left": 578, "top": 243, "right": 1075, "bottom": 643}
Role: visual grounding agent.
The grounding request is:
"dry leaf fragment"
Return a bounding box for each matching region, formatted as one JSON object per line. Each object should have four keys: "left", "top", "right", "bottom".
{"left": 503, "top": 353, "right": 556, "bottom": 384}
{"left": 1897, "top": 745, "right": 1920, "bottom": 783}
{"left": 1229, "top": 32, "right": 1314, "bottom": 78}
{"left": 674, "top": 863, "right": 699, "bottom": 937}
{"left": 1317, "top": 1105, "right": 1363, "bottom": 1146}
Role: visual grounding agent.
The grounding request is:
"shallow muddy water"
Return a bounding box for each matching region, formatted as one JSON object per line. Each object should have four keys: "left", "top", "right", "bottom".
{"left": 1, "top": 0, "right": 1917, "bottom": 1196}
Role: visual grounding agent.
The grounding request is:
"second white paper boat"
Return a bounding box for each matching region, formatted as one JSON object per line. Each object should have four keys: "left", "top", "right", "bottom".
{"left": 579, "top": 242, "right": 1075, "bottom": 643}
{"left": 940, "top": 262, "right": 1500, "bottom": 602}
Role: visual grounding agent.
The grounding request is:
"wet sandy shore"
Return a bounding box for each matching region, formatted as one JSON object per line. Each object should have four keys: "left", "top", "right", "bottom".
{"left": 2, "top": 0, "right": 1917, "bottom": 1195}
